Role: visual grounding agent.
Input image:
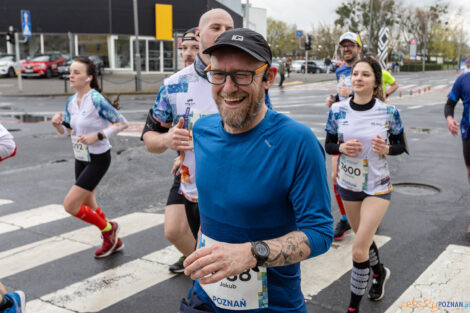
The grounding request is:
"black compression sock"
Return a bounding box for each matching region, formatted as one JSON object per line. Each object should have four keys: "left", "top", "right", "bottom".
{"left": 0, "top": 295, "right": 13, "bottom": 311}
{"left": 349, "top": 260, "right": 370, "bottom": 310}
{"left": 369, "top": 241, "right": 383, "bottom": 277}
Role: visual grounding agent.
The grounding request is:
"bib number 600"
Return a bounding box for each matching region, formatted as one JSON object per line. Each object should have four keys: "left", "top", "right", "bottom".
{"left": 226, "top": 270, "right": 251, "bottom": 282}
{"left": 340, "top": 161, "right": 361, "bottom": 176}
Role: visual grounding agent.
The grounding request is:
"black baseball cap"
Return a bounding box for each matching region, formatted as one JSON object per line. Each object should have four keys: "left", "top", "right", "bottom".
{"left": 203, "top": 28, "right": 272, "bottom": 66}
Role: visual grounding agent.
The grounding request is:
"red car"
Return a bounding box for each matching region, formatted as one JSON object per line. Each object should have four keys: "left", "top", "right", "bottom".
{"left": 21, "top": 53, "right": 66, "bottom": 78}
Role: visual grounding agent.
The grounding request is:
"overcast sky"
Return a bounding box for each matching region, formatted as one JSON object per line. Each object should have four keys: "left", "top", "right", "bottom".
{"left": 244, "top": 0, "right": 470, "bottom": 42}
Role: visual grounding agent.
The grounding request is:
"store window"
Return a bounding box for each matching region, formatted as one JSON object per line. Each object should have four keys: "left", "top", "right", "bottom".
{"left": 19, "top": 34, "right": 41, "bottom": 59}
{"left": 114, "top": 36, "right": 130, "bottom": 69}
{"left": 77, "top": 34, "right": 109, "bottom": 67}
{"left": 163, "top": 41, "right": 174, "bottom": 72}
{"left": 0, "top": 36, "right": 6, "bottom": 54}
{"left": 43, "top": 33, "right": 69, "bottom": 56}
{"left": 148, "top": 40, "right": 160, "bottom": 72}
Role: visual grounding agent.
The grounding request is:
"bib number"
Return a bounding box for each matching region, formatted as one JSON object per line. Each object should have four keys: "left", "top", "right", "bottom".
{"left": 71, "top": 135, "right": 90, "bottom": 162}
{"left": 339, "top": 156, "right": 368, "bottom": 191}
{"left": 199, "top": 234, "right": 268, "bottom": 310}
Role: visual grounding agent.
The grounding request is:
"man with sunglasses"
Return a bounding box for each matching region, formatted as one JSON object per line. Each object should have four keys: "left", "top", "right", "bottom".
{"left": 180, "top": 28, "right": 333, "bottom": 313}
{"left": 325, "top": 32, "right": 362, "bottom": 241}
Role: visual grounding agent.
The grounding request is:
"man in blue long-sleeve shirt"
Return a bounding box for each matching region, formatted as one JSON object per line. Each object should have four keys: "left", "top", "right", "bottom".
{"left": 180, "top": 28, "right": 333, "bottom": 313}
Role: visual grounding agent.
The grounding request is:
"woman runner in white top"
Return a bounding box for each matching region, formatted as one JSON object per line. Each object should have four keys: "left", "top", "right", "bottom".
{"left": 324, "top": 56, "right": 407, "bottom": 313}
{"left": 51, "top": 57, "right": 128, "bottom": 259}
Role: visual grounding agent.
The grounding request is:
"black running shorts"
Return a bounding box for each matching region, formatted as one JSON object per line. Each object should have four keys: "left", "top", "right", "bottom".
{"left": 75, "top": 150, "right": 111, "bottom": 191}
{"left": 166, "top": 173, "right": 185, "bottom": 205}
{"left": 184, "top": 199, "right": 200, "bottom": 240}
{"left": 463, "top": 137, "right": 470, "bottom": 166}
{"left": 337, "top": 184, "right": 392, "bottom": 201}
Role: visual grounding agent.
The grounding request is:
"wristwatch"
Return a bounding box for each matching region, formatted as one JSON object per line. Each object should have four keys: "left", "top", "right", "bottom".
{"left": 97, "top": 132, "right": 104, "bottom": 140}
{"left": 251, "top": 241, "right": 270, "bottom": 267}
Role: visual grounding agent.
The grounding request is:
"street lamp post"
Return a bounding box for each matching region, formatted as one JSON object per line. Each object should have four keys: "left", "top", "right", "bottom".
{"left": 133, "top": 0, "right": 142, "bottom": 91}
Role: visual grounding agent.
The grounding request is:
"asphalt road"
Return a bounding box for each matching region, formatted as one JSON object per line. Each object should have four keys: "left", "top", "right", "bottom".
{"left": 0, "top": 70, "right": 469, "bottom": 313}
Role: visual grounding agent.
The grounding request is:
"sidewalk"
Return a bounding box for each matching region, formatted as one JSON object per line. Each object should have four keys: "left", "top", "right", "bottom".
{"left": 0, "top": 71, "right": 337, "bottom": 97}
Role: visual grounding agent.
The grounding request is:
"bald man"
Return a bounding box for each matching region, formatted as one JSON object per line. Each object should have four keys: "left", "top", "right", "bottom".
{"left": 141, "top": 9, "right": 234, "bottom": 274}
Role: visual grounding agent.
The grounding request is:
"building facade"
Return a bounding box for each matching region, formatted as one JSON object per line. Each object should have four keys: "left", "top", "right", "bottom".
{"left": 0, "top": 0, "right": 242, "bottom": 73}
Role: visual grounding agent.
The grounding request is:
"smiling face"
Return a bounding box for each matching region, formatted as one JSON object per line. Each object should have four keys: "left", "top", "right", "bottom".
{"left": 210, "top": 48, "right": 274, "bottom": 133}
{"left": 69, "top": 61, "right": 92, "bottom": 90}
{"left": 340, "top": 40, "right": 361, "bottom": 65}
{"left": 351, "top": 61, "right": 377, "bottom": 97}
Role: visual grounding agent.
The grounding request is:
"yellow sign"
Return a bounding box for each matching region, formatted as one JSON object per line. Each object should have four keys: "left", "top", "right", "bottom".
{"left": 155, "top": 4, "right": 173, "bottom": 40}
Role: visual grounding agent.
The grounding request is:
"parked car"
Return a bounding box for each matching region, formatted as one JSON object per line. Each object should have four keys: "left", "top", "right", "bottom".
{"left": 313, "top": 60, "right": 327, "bottom": 73}
{"left": 21, "top": 53, "right": 66, "bottom": 78}
{"left": 291, "top": 60, "right": 304, "bottom": 73}
{"left": 58, "top": 55, "right": 104, "bottom": 79}
{"left": 300, "top": 61, "right": 322, "bottom": 74}
{"left": 0, "top": 54, "right": 20, "bottom": 77}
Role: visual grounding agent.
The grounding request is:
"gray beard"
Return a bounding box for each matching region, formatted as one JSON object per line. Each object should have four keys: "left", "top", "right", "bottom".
{"left": 217, "top": 93, "right": 264, "bottom": 130}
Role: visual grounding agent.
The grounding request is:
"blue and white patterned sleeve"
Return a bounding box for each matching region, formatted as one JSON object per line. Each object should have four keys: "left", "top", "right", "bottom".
{"left": 152, "top": 83, "right": 173, "bottom": 124}
{"left": 92, "top": 91, "right": 128, "bottom": 138}
{"left": 60, "top": 96, "right": 73, "bottom": 136}
{"left": 388, "top": 106, "right": 404, "bottom": 135}
{"left": 325, "top": 109, "right": 338, "bottom": 135}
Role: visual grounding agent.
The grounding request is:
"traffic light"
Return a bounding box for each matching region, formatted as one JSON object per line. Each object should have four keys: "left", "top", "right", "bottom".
{"left": 6, "top": 30, "right": 15, "bottom": 44}
{"left": 305, "top": 35, "right": 312, "bottom": 51}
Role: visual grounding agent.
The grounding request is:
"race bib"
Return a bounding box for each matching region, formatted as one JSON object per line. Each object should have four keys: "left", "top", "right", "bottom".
{"left": 71, "top": 135, "right": 90, "bottom": 162}
{"left": 199, "top": 234, "right": 268, "bottom": 310}
{"left": 184, "top": 108, "right": 214, "bottom": 146}
{"left": 339, "top": 156, "right": 368, "bottom": 191}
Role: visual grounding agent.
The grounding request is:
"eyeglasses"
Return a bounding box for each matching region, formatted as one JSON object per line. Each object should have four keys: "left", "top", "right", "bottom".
{"left": 205, "top": 64, "right": 268, "bottom": 86}
{"left": 340, "top": 44, "right": 357, "bottom": 50}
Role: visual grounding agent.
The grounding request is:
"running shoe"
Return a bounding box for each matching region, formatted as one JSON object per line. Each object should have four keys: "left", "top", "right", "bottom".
{"left": 346, "top": 308, "right": 359, "bottom": 313}
{"left": 368, "top": 266, "right": 390, "bottom": 301}
{"left": 169, "top": 256, "right": 186, "bottom": 274}
{"left": 334, "top": 220, "right": 351, "bottom": 240}
{"left": 3, "top": 290, "right": 26, "bottom": 313}
{"left": 112, "top": 238, "right": 124, "bottom": 254}
{"left": 94, "top": 221, "right": 120, "bottom": 259}
{"left": 467, "top": 224, "right": 470, "bottom": 233}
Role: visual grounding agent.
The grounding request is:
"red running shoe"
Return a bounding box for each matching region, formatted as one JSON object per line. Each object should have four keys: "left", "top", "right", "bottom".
{"left": 467, "top": 224, "right": 470, "bottom": 233}
{"left": 113, "top": 238, "right": 125, "bottom": 253}
{"left": 94, "top": 221, "right": 120, "bottom": 259}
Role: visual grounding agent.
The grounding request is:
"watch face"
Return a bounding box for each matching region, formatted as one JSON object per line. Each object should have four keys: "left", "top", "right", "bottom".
{"left": 255, "top": 243, "right": 269, "bottom": 257}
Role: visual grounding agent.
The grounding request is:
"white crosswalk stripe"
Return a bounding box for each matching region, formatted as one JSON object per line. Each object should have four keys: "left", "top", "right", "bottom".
{"left": 1, "top": 198, "right": 469, "bottom": 313}
{"left": 0, "top": 212, "right": 164, "bottom": 279}
{"left": 0, "top": 204, "right": 68, "bottom": 235}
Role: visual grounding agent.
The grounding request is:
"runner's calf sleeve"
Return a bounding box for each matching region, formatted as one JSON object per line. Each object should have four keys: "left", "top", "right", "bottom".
{"left": 333, "top": 184, "right": 346, "bottom": 216}
{"left": 349, "top": 260, "right": 370, "bottom": 310}
{"left": 140, "top": 109, "right": 169, "bottom": 140}
{"left": 369, "top": 241, "right": 383, "bottom": 277}
{"left": 75, "top": 204, "right": 108, "bottom": 230}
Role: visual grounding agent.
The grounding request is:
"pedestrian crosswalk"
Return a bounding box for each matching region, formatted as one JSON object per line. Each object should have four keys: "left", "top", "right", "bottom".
{"left": 0, "top": 198, "right": 468, "bottom": 313}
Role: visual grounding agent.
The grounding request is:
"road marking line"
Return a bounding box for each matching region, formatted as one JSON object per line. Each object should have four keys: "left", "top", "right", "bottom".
{"left": 0, "top": 205, "right": 68, "bottom": 235}
{"left": 384, "top": 244, "right": 470, "bottom": 313}
{"left": 283, "top": 81, "right": 303, "bottom": 86}
{"left": 0, "top": 212, "right": 164, "bottom": 279}
{"left": 27, "top": 245, "right": 180, "bottom": 313}
{"left": 433, "top": 84, "right": 447, "bottom": 89}
{"left": 400, "top": 84, "right": 416, "bottom": 89}
{"left": 301, "top": 233, "right": 390, "bottom": 300}
{"left": 0, "top": 199, "right": 13, "bottom": 206}
{"left": 408, "top": 105, "right": 423, "bottom": 110}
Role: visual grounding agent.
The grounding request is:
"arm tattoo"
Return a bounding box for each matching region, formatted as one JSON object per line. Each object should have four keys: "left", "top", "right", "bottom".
{"left": 264, "top": 231, "right": 311, "bottom": 267}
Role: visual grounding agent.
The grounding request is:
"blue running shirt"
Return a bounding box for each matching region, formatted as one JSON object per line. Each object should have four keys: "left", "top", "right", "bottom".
{"left": 448, "top": 73, "right": 470, "bottom": 139}
{"left": 192, "top": 109, "right": 333, "bottom": 312}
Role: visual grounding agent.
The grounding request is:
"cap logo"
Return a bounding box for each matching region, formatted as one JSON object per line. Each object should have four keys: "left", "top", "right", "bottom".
{"left": 232, "top": 35, "right": 244, "bottom": 41}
